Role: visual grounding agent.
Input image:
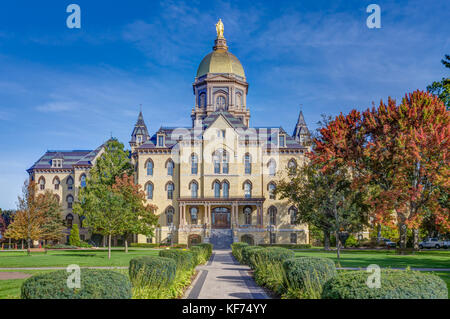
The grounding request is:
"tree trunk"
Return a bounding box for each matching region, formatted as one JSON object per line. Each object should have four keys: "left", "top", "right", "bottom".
{"left": 399, "top": 224, "right": 407, "bottom": 249}
{"left": 8, "top": 238, "right": 11, "bottom": 250}
{"left": 335, "top": 232, "right": 341, "bottom": 265}
{"left": 413, "top": 228, "right": 419, "bottom": 250}
{"left": 108, "top": 234, "right": 111, "bottom": 259}
{"left": 21, "top": 239, "right": 24, "bottom": 250}
{"left": 323, "top": 230, "right": 330, "bottom": 250}
{"left": 124, "top": 236, "right": 128, "bottom": 253}
{"left": 377, "top": 224, "right": 382, "bottom": 244}
{"left": 27, "top": 238, "right": 31, "bottom": 256}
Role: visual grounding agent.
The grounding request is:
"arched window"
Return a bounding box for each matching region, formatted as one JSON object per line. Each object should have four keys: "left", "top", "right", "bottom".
{"left": 244, "top": 181, "right": 252, "bottom": 198}
{"left": 67, "top": 176, "right": 74, "bottom": 190}
{"left": 66, "top": 214, "right": 73, "bottom": 228}
{"left": 288, "top": 159, "right": 297, "bottom": 171}
{"left": 166, "top": 206, "right": 174, "bottom": 225}
{"left": 80, "top": 174, "right": 86, "bottom": 188}
{"left": 166, "top": 159, "right": 174, "bottom": 176}
{"left": 146, "top": 183, "right": 153, "bottom": 200}
{"left": 216, "top": 95, "right": 226, "bottom": 110}
{"left": 213, "top": 153, "right": 221, "bottom": 174}
{"left": 268, "top": 182, "right": 276, "bottom": 200}
{"left": 190, "top": 207, "right": 198, "bottom": 225}
{"left": 38, "top": 177, "right": 45, "bottom": 190}
{"left": 268, "top": 159, "right": 277, "bottom": 176}
{"left": 213, "top": 181, "right": 221, "bottom": 198}
{"left": 190, "top": 181, "right": 198, "bottom": 198}
{"left": 146, "top": 160, "right": 154, "bottom": 176}
{"left": 268, "top": 206, "right": 277, "bottom": 225}
{"left": 236, "top": 92, "right": 242, "bottom": 108}
{"left": 191, "top": 153, "right": 198, "bottom": 175}
{"left": 199, "top": 93, "right": 206, "bottom": 107}
{"left": 289, "top": 206, "right": 297, "bottom": 225}
{"left": 66, "top": 195, "right": 74, "bottom": 209}
{"left": 222, "top": 151, "right": 229, "bottom": 174}
{"left": 244, "top": 206, "right": 252, "bottom": 225}
{"left": 244, "top": 154, "right": 251, "bottom": 175}
{"left": 166, "top": 182, "right": 174, "bottom": 199}
{"left": 222, "top": 181, "right": 229, "bottom": 198}
{"left": 213, "top": 149, "right": 228, "bottom": 174}
{"left": 53, "top": 177, "right": 60, "bottom": 190}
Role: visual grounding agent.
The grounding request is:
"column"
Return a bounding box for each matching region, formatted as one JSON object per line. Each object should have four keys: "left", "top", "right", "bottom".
{"left": 234, "top": 204, "right": 239, "bottom": 225}
{"left": 204, "top": 203, "right": 208, "bottom": 224}
{"left": 257, "top": 205, "right": 262, "bottom": 227}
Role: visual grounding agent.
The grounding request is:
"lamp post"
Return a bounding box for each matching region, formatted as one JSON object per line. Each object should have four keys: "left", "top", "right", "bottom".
{"left": 168, "top": 223, "right": 175, "bottom": 248}
{"left": 267, "top": 224, "right": 275, "bottom": 246}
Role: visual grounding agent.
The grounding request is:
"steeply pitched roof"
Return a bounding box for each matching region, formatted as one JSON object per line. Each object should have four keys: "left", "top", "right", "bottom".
{"left": 293, "top": 110, "right": 311, "bottom": 143}
{"left": 130, "top": 111, "right": 150, "bottom": 143}
{"left": 28, "top": 150, "right": 92, "bottom": 171}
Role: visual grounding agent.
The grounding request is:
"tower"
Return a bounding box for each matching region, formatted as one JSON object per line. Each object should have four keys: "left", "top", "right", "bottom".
{"left": 130, "top": 111, "right": 150, "bottom": 152}
{"left": 191, "top": 19, "right": 250, "bottom": 127}
{"left": 293, "top": 109, "right": 311, "bottom": 146}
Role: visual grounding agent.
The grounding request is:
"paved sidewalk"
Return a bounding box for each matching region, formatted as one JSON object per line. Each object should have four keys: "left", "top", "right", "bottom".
{"left": 185, "top": 249, "right": 270, "bottom": 299}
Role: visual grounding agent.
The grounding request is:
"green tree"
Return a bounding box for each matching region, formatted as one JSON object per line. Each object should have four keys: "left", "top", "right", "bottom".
{"left": 427, "top": 54, "right": 450, "bottom": 109}
{"left": 69, "top": 224, "right": 81, "bottom": 247}
{"left": 38, "top": 191, "right": 65, "bottom": 245}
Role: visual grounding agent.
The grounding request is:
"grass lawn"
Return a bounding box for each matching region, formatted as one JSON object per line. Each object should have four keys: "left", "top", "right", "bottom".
{"left": 0, "top": 270, "right": 54, "bottom": 299}
{"left": 0, "top": 249, "right": 160, "bottom": 268}
{"left": 294, "top": 249, "right": 450, "bottom": 269}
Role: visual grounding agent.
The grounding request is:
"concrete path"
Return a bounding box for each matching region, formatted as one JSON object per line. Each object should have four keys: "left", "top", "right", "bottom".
{"left": 184, "top": 249, "right": 270, "bottom": 299}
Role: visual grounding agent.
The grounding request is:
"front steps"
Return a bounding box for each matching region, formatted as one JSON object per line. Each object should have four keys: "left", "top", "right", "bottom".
{"left": 209, "top": 229, "right": 233, "bottom": 249}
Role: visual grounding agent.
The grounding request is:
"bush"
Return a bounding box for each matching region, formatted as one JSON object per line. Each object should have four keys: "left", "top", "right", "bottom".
{"left": 231, "top": 242, "right": 249, "bottom": 262}
{"left": 130, "top": 243, "right": 160, "bottom": 248}
{"left": 241, "top": 246, "right": 265, "bottom": 266}
{"left": 68, "top": 224, "right": 81, "bottom": 247}
{"left": 283, "top": 257, "right": 337, "bottom": 296}
{"left": 159, "top": 249, "right": 195, "bottom": 272}
{"left": 191, "top": 245, "right": 210, "bottom": 265}
{"left": 258, "top": 244, "right": 312, "bottom": 249}
{"left": 194, "top": 243, "right": 213, "bottom": 259}
{"left": 21, "top": 269, "right": 131, "bottom": 299}
{"left": 250, "top": 247, "right": 294, "bottom": 269}
{"left": 129, "top": 256, "right": 177, "bottom": 287}
{"left": 344, "top": 236, "right": 359, "bottom": 248}
{"left": 322, "top": 269, "right": 448, "bottom": 299}
{"left": 44, "top": 244, "right": 78, "bottom": 249}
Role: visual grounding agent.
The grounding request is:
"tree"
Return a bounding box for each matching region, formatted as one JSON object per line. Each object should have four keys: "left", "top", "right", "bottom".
{"left": 112, "top": 174, "right": 158, "bottom": 253}
{"left": 5, "top": 180, "right": 45, "bottom": 255}
{"left": 69, "top": 224, "right": 81, "bottom": 247}
{"left": 276, "top": 162, "right": 369, "bottom": 262}
{"left": 427, "top": 54, "right": 450, "bottom": 109}
{"left": 74, "top": 139, "right": 134, "bottom": 259}
{"left": 37, "top": 191, "right": 65, "bottom": 244}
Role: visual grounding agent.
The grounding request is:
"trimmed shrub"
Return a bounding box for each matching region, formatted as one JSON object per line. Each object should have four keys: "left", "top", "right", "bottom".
{"left": 344, "top": 236, "right": 359, "bottom": 248}
{"left": 231, "top": 242, "right": 249, "bottom": 262}
{"left": 194, "top": 243, "right": 213, "bottom": 259}
{"left": 283, "top": 257, "right": 337, "bottom": 293}
{"left": 68, "top": 224, "right": 81, "bottom": 247}
{"left": 159, "top": 249, "right": 195, "bottom": 272}
{"left": 322, "top": 269, "right": 448, "bottom": 299}
{"left": 258, "top": 244, "right": 312, "bottom": 249}
{"left": 129, "top": 256, "right": 177, "bottom": 287}
{"left": 130, "top": 243, "right": 160, "bottom": 248}
{"left": 190, "top": 246, "right": 209, "bottom": 265}
{"left": 250, "top": 247, "right": 295, "bottom": 270}
{"left": 241, "top": 246, "right": 265, "bottom": 266}
{"left": 21, "top": 269, "right": 131, "bottom": 299}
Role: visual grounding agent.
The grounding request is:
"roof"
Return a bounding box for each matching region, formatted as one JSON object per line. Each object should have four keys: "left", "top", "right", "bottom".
{"left": 196, "top": 50, "right": 245, "bottom": 78}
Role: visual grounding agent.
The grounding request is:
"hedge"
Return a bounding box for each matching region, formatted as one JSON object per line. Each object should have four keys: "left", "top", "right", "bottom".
{"left": 322, "top": 269, "right": 448, "bottom": 299}
{"left": 21, "top": 269, "right": 132, "bottom": 299}
{"left": 194, "top": 243, "right": 213, "bottom": 259}
{"left": 130, "top": 243, "right": 160, "bottom": 248}
{"left": 159, "top": 249, "right": 195, "bottom": 271}
{"left": 283, "top": 257, "right": 337, "bottom": 291}
{"left": 231, "top": 242, "right": 249, "bottom": 262}
{"left": 241, "top": 246, "right": 265, "bottom": 266}
{"left": 249, "top": 247, "right": 295, "bottom": 270}
{"left": 129, "top": 256, "right": 177, "bottom": 287}
{"left": 258, "top": 244, "right": 312, "bottom": 249}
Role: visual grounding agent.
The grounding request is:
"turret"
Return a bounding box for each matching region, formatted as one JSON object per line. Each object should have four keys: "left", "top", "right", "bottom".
{"left": 130, "top": 111, "right": 150, "bottom": 152}
{"left": 293, "top": 110, "right": 311, "bottom": 146}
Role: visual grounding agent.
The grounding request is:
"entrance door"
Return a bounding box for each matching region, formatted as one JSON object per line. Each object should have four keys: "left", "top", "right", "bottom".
{"left": 212, "top": 207, "right": 231, "bottom": 228}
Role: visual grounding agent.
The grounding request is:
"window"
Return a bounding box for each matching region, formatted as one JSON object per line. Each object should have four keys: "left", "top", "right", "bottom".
{"left": 270, "top": 233, "right": 276, "bottom": 244}
{"left": 167, "top": 160, "right": 174, "bottom": 176}
{"left": 191, "top": 154, "right": 198, "bottom": 174}
{"left": 80, "top": 216, "right": 86, "bottom": 228}
{"left": 244, "top": 182, "right": 252, "bottom": 198}
{"left": 244, "top": 207, "right": 252, "bottom": 225}
{"left": 290, "top": 233, "right": 297, "bottom": 244}
{"left": 53, "top": 177, "right": 60, "bottom": 190}
{"left": 268, "top": 159, "right": 277, "bottom": 176}
{"left": 268, "top": 183, "right": 276, "bottom": 199}
{"left": 67, "top": 195, "right": 74, "bottom": 209}
{"left": 222, "top": 151, "right": 229, "bottom": 174}
{"left": 38, "top": 177, "right": 45, "bottom": 190}
{"left": 268, "top": 206, "right": 277, "bottom": 225}
{"left": 279, "top": 135, "right": 286, "bottom": 147}
{"left": 158, "top": 135, "right": 165, "bottom": 147}
{"left": 216, "top": 95, "right": 226, "bottom": 109}
{"left": 244, "top": 154, "right": 251, "bottom": 174}
{"left": 146, "top": 160, "right": 153, "bottom": 176}
{"left": 213, "top": 150, "right": 228, "bottom": 174}
{"left": 214, "top": 181, "right": 221, "bottom": 198}
{"left": 167, "top": 183, "right": 174, "bottom": 199}
{"left": 191, "top": 181, "right": 198, "bottom": 198}
{"left": 146, "top": 183, "right": 153, "bottom": 200}
{"left": 213, "top": 154, "right": 220, "bottom": 174}
{"left": 67, "top": 176, "right": 74, "bottom": 190}
{"left": 146, "top": 237, "right": 153, "bottom": 244}
{"left": 66, "top": 214, "right": 73, "bottom": 228}
{"left": 288, "top": 159, "right": 297, "bottom": 171}
{"left": 199, "top": 93, "right": 206, "bottom": 107}
{"left": 190, "top": 207, "right": 198, "bottom": 225}
{"left": 289, "top": 206, "right": 297, "bottom": 225}
{"left": 80, "top": 175, "right": 86, "bottom": 188}
{"left": 222, "top": 181, "right": 229, "bottom": 198}
{"left": 166, "top": 207, "right": 174, "bottom": 225}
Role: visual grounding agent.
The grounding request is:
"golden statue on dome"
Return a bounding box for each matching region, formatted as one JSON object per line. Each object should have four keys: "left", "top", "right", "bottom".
{"left": 216, "top": 19, "right": 224, "bottom": 38}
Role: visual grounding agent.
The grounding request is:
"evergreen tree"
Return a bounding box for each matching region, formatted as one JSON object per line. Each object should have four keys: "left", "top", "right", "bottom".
{"left": 69, "top": 224, "right": 81, "bottom": 247}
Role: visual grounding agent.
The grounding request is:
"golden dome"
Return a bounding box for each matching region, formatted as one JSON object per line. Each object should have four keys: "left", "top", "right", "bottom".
{"left": 196, "top": 50, "right": 245, "bottom": 78}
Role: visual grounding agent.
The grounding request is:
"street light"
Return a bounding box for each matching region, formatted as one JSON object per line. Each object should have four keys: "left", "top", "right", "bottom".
{"left": 266, "top": 224, "right": 275, "bottom": 246}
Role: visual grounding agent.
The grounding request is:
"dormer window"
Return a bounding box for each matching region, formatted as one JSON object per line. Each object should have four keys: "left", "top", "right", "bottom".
{"left": 279, "top": 134, "right": 286, "bottom": 147}
{"left": 52, "top": 159, "right": 63, "bottom": 168}
{"left": 137, "top": 135, "right": 142, "bottom": 143}
{"left": 157, "top": 134, "right": 165, "bottom": 147}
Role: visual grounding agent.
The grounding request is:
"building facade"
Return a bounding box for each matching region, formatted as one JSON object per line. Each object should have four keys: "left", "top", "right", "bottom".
{"left": 27, "top": 20, "right": 312, "bottom": 247}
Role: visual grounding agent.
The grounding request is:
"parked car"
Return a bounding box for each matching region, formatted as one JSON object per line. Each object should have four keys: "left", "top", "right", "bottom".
{"left": 419, "top": 238, "right": 444, "bottom": 249}
{"left": 442, "top": 240, "right": 450, "bottom": 249}
{"left": 381, "top": 238, "right": 396, "bottom": 248}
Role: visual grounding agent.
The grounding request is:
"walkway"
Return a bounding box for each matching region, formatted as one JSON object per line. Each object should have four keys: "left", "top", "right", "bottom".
{"left": 184, "top": 249, "right": 270, "bottom": 299}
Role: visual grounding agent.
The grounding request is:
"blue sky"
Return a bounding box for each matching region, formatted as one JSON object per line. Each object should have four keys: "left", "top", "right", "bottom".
{"left": 0, "top": 0, "right": 449, "bottom": 209}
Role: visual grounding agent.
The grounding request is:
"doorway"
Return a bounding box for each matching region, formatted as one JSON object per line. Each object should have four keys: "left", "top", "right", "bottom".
{"left": 212, "top": 207, "right": 231, "bottom": 228}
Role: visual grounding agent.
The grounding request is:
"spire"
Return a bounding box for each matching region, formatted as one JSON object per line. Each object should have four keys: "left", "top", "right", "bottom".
{"left": 213, "top": 18, "right": 228, "bottom": 51}
{"left": 130, "top": 109, "right": 149, "bottom": 146}
{"left": 293, "top": 108, "right": 311, "bottom": 146}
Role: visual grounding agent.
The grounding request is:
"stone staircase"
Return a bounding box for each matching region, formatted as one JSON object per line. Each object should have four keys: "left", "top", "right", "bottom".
{"left": 209, "top": 229, "right": 233, "bottom": 249}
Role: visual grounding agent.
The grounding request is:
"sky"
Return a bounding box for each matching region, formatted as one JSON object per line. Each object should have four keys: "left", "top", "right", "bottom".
{"left": 0, "top": 0, "right": 449, "bottom": 209}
